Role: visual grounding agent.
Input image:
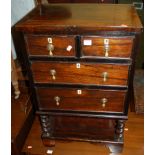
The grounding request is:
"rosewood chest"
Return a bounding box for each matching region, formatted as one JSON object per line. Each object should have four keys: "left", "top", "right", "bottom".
{"left": 15, "top": 3, "right": 142, "bottom": 153}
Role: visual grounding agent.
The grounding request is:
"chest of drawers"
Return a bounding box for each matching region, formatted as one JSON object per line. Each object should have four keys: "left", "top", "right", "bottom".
{"left": 15, "top": 3, "right": 142, "bottom": 153}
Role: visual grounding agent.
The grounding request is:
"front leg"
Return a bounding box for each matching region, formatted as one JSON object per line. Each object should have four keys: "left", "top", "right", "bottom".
{"left": 115, "top": 120, "right": 125, "bottom": 142}
{"left": 40, "top": 115, "right": 55, "bottom": 147}
{"left": 107, "top": 120, "right": 125, "bottom": 153}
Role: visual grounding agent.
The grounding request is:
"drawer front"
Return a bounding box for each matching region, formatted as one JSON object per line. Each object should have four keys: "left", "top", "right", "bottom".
{"left": 31, "top": 62, "right": 129, "bottom": 86}
{"left": 25, "top": 35, "right": 76, "bottom": 57}
{"left": 81, "top": 36, "right": 134, "bottom": 58}
{"left": 36, "top": 87, "right": 126, "bottom": 113}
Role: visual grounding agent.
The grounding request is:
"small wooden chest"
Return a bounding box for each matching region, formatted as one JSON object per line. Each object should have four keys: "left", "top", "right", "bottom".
{"left": 15, "top": 3, "right": 142, "bottom": 153}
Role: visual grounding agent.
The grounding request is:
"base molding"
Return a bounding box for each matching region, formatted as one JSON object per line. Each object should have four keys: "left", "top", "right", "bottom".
{"left": 42, "top": 138, "right": 56, "bottom": 147}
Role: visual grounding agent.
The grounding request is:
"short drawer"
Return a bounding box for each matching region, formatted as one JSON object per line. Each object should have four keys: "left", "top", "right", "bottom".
{"left": 31, "top": 62, "right": 130, "bottom": 86}
{"left": 81, "top": 36, "right": 134, "bottom": 58}
{"left": 36, "top": 87, "right": 127, "bottom": 113}
{"left": 25, "top": 35, "right": 76, "bottom": 57}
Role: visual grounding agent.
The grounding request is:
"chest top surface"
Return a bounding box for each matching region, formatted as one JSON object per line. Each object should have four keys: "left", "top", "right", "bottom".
{"left": 16, "top": 4, "right": 142, "bottom": 33}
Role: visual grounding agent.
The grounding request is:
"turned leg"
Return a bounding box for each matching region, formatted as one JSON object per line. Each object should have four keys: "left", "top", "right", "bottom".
{"left": 107, "top": 120, "right": 125, "bottom": 153}
{"left": 115, "top": 120, "right": 125, "bottom": 142}
{"left": 40, "top": 115, "right": 55, "bottom": 147}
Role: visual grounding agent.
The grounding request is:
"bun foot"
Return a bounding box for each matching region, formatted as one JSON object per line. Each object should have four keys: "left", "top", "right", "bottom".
{"left": 42, "top": 138, "right": 56, "bottom": 147}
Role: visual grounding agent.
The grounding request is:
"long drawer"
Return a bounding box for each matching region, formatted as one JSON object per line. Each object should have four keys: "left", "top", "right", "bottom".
{"left": 36, "top": 87, "right": 127, "bottom": 113}
{"left": 81, "top": 36, "right": 134, "bottom": 58}
{"left": 31, "top": 62, "right": 130, "bottom": 86}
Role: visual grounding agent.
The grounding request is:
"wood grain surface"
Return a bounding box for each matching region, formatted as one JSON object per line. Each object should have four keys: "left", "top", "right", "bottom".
{"left": 31, "top": 62, "right": 130, "bottom": 86}
{"left": 22, "top": 112, "right": 144, "bottom": 155}
{"left": 40, "top": 115, "right": 116, "bottom": 141}
{"left": 14, "top": 3, "right": 143, "bottom": 154}
{"left": 25, "top": 35, "right": 76, "bottom": 57}
{"left": 15, "top": 4, "right": 142, "bottom": 33}
{"left": 36, "top": 87, "right": 126, "bottom": 113}
{"left": 81, "top": 36, "right": 134, "bottom": 58}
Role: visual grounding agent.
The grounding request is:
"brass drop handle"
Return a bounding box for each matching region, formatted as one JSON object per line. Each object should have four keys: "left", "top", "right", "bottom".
{"left": 47, "top": 43, "right": 54, "bottom": 56}
{"left": 101, "top": 72, "right": 108, "bottom": 82}
{"left": 47, "top": 37, "right": 54, "bottom": 56}
{"left": 104, "top": 39, "right": 109, "bottom": 57}
{"left": 101, "top": 98, "right": 108, "bottom": 108}
{"left": 54, "top": 96, "right": 60, "bottom": 106}
{"left": 104, "top": 47, "right": 109, "bottom": 57}
{"left": 50, "top": 69, "right": 56, "bottom": 80}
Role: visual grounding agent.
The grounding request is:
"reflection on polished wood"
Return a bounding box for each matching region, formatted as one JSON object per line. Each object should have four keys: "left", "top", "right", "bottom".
{"left": 22, "top": 112, "right": 144, "bottom": 155}
{"left": 16, "top": 4, "right": 142, "bottom": 33}
{"left": 15, "top": 3, "right": 143, "bottom": 153}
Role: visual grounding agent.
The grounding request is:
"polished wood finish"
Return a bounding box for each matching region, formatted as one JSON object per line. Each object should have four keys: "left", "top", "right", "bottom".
{"left": 15, "top": 3, "right": 142, "bottom": 153}
{"left": 25, "top": 35, "right": 76, "bottom": 57}
{"left": 31, "top": 62, "right": 130, "bottom": 86}
{"left": 39, "top": 115, "right": 116, "bottom": 142}
{"left": 11, "top": 84, "right": 34, "bottom": 155}
{"left": 22, "top": 112, "right": 144, "bottom": 155}
{"left": 36, "top": 87, "right": 126, "bottom": 112}
{"left": 81, "top": 36, "right": 134, "bottom": 58}
{"left": 115, "top": 120, "right": 125, "bottom": 141}
{"left": 16, "top": 4, "right": 142, "bottom": 33}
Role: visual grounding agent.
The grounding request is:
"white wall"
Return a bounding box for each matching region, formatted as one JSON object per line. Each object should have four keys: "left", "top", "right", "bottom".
{"left": 11, "top": 0, "right": 35, "bottom": 59}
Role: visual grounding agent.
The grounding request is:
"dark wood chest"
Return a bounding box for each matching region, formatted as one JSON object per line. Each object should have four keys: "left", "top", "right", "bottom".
{"left": 15, "top": 3, "right": 142, "bottom": 153}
